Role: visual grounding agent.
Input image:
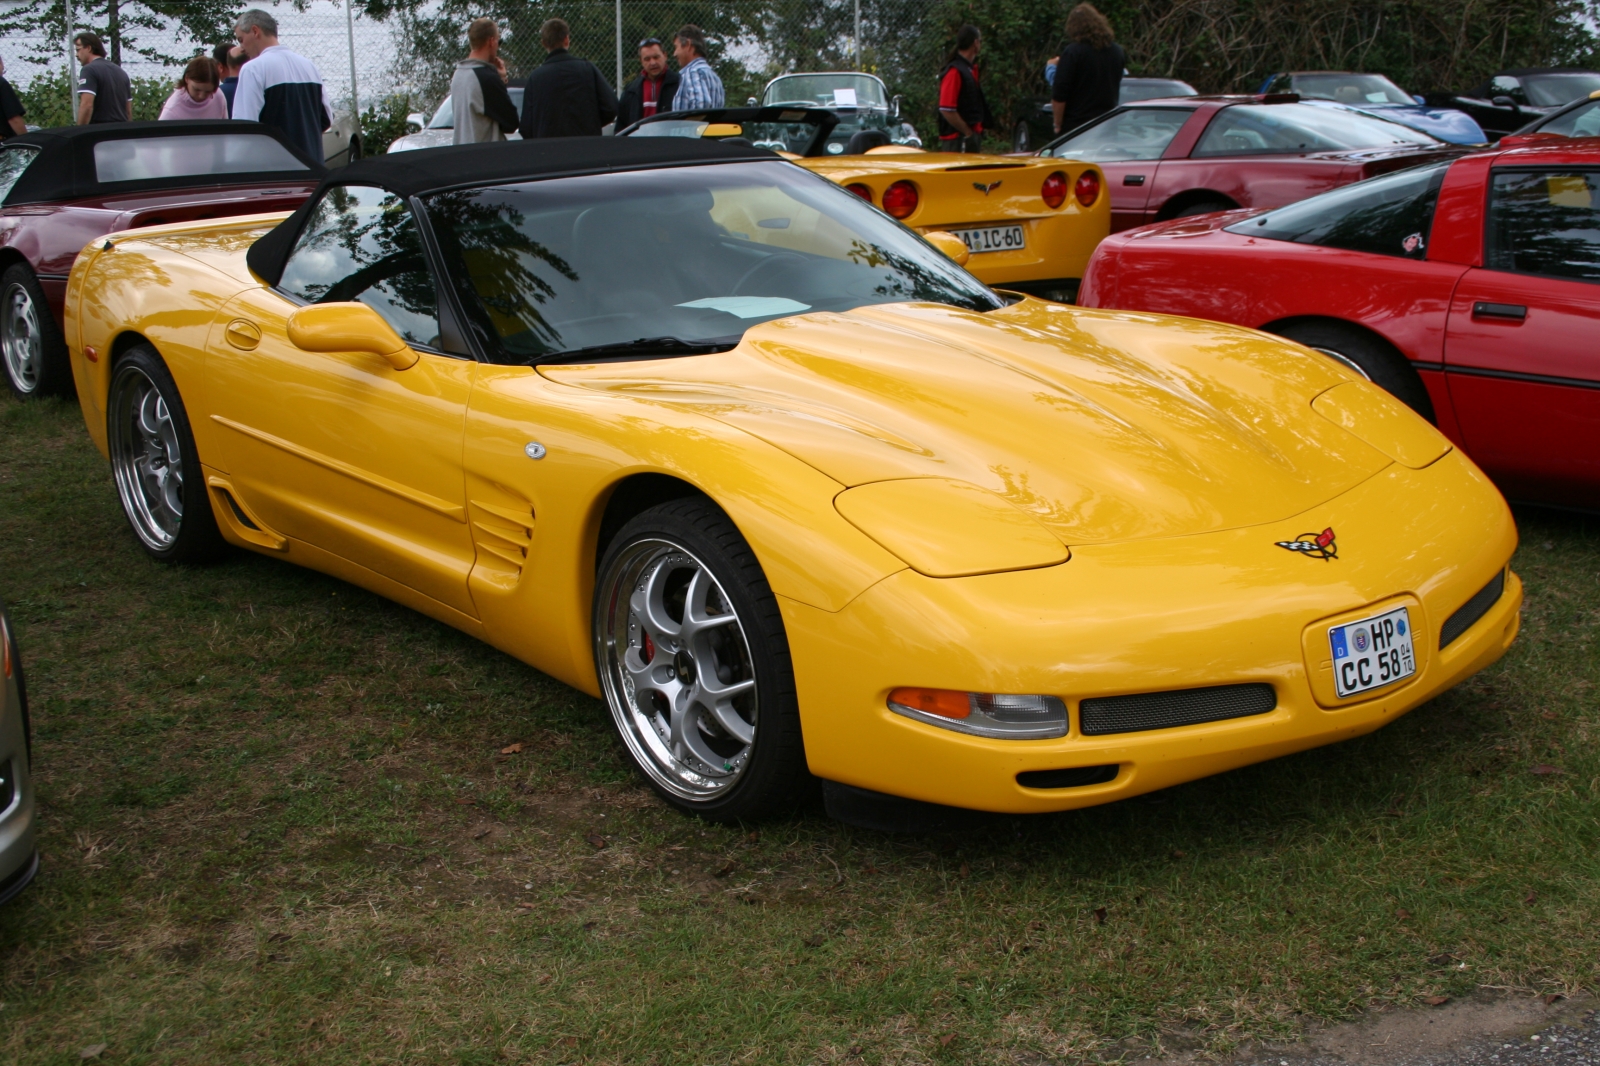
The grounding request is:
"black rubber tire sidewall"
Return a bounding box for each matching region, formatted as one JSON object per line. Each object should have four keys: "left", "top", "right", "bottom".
{"left": 1, "top": 263, "right": 72, "bottom": 401}
{"left": 108, "top": 345, "right": 228, "bottom": 564}
{"left": 594, "top": 497, "right": 810, "bottom": 823}
{"left": 1274, "top": 320, "right": 1435, "bottom": 420}
{"left": 1170, "top": 200, "right": 1233, "bottom": 219}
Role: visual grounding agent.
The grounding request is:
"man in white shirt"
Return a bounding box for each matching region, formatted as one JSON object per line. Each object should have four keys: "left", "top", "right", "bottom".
{"left": 232, "top": 9, "right": 330, "bottom": 163}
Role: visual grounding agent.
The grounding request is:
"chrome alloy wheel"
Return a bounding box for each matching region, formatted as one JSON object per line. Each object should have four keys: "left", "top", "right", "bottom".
{"left": 596, "top": 539, "right": 759, "bottom": 801}
{"left": 1, "top": 281, "right": 44, "bottom": 394}
{"left": 108, "top": 366, "right": 185, "bottom": 551}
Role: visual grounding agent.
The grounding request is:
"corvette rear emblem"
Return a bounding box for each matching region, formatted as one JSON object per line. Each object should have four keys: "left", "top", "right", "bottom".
{"left": 1276, "top": 527, "right": 1338, "bottom": 560}
{"left": 973, "top": 181, "right": 1003, "bottom": 195}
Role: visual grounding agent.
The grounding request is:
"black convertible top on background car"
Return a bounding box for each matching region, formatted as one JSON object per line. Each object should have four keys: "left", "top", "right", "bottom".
{"left": 1, "top": 121, "right": 325, "bottom": 208}
{"left": 246, "top": 135, "right": 776, "bottom": 285}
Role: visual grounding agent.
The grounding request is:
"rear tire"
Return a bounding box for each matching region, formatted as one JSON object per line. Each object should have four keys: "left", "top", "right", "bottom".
{"left": 593, "top": 498, "right": 809, "bottom": 823}
{"left": 1012, "top": 121, "right": 1032, "bottom": 153}
{"left": 1273, "top": 319, "right": 1434, "bottom": 420}
{"left": 2, "top": 263, "right": 70, "bottom": 400}
{"left": 106, "top": 344, "right": 227, "bottom": 563}
{"left": 1169, "top": 199, "right": 1234, "bottom": 219}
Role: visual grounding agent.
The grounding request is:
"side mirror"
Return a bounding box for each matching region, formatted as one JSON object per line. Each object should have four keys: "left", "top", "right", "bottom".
{"left": 1411, "top": 94, "right": 1425, "bottom": 105}
{"left": 890, "top": 94, "right": 903, "bottom": 121}
{"left": 287, "top": 302, "right": 418, "bottom": 370}
{"left": 746, "top": 95, "right": 758, "bottom": 107}
{"left": 1492, "top": 95, "right": 1515, "bottom": 107}
{"left": 924, "top": 230, "right": 970, "bottom": 266}
{"left": 405, "top": 111, "right": 426, "bottom": 131}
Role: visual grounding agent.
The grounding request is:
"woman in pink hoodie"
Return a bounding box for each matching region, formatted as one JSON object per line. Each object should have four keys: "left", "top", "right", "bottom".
{"left": 159, "top": 55, "right": 229, "bottom": 120}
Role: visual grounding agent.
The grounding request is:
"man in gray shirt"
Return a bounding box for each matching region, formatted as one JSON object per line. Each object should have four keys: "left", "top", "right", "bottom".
{"left": 74, "top": 32, "right": 131, "bottom": 124}
{"left": 451, "top": 17, "right": 518, "bottom": 144}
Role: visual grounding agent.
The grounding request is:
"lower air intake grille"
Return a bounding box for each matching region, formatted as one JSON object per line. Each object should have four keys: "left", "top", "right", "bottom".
{"left": 1440, "top": 569, "right": 1506, "bottom": 649}
{"left": 1017, "top": 765, "right": 1119, "bottom": 789}
{"left": 1080, "top": 683, "right": 1277, "bottom": 736}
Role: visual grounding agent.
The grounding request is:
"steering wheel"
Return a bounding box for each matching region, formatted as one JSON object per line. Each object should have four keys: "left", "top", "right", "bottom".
{"left": 732, "top": 254, "right": 807, "bottom": 296}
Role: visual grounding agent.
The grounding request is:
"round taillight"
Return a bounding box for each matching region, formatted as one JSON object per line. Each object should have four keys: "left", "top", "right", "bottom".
{"left": 882, "top": 180, "right": 919, "bottom": 219}
{"left": 1074, "top": 170, "right": 1101, "bottom": 207}
{"left": 846, "top": 183, "right": 873, "bottom": 202}
{"left": 1041, "top": 171, "right": 1068, "bottom": 209}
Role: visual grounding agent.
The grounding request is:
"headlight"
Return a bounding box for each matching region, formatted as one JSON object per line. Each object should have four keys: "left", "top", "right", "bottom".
{"left": 889, "top": 687, "right": 1069, "bottom": 739}
{"left": 1311, "top": 381, "right": 1450, "bottom": 469}
{"left": 833, "top": 477, "right": 1068, "bottom": 577}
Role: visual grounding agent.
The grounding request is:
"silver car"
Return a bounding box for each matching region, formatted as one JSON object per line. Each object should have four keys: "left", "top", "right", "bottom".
{"left": 0, "top": 600, "right": 35, "bottom": 905}
{"left": 389, "top": 89, "right": 526, "bottom": 153}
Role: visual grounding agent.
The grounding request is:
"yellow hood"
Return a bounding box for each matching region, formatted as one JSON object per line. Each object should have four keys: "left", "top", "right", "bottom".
{"left": 541, "top": 300, "right": 1393, "bottom": 546}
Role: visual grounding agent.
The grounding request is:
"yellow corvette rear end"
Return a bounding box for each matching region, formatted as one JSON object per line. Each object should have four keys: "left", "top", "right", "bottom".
{"left": 800, "top": 152, "right": 1110, "bottom": 301}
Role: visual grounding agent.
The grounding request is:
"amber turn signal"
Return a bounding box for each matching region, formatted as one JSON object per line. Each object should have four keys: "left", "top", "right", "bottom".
{"left": 846, "top": 183, "right": 873, "bottom": 202}
{"left": 888, "top": 687, "right": 972, "bottom": 719}
{"left": 1074, "top": 170, "right": 1101, "bottom": 207}
{"left": 882, "top": 180, "right": 919, "bottom": 219}
{"left": 1041, "top": 171, "right": 1068, "bottom": 209}
{"left": 888, "top": 688, "right": 1069, "bottom": 739}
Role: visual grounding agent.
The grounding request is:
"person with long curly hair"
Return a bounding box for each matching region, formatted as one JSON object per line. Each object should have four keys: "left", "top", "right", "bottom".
{"left": 1051, "top": 3, "right": 1125, "bottom": 135}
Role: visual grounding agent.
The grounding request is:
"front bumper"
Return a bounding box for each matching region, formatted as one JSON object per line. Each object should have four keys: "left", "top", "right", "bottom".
{"left": 782, "top": 450, "right": 1520, "bottom": 813}
{"left": 1, "top": 621, "right": 36, "bottom": 904}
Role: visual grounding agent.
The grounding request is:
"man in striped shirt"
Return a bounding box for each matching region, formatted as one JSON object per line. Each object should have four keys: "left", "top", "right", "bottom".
{"left": 672, "top": 25, "right": 723, "bottom": 110}
{"left": 233, "top": 9, "right": 330, "bottom": 163}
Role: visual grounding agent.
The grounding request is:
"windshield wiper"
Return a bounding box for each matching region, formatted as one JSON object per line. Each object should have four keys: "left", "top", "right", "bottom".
{"left": 536, "top": 336, "right": 739, "bottom": 366}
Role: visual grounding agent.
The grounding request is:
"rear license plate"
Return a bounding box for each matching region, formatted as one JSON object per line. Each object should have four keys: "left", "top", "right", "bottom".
{"left": 1329, "top": 606, "right": 1416, "bottom": 698}
{"left": 953, "top": 224, "right": 1025, "bottom": 253}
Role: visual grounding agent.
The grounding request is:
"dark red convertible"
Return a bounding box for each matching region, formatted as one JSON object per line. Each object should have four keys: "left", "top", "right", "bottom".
{"left": 1037, "top": 95, "right": 1463, "bottom": 232}
{"left": 1, "top": 121, "right": 322, "bottom": 399}
{"left": 1078, "top": 138, "right": 1600, "bottom": 509}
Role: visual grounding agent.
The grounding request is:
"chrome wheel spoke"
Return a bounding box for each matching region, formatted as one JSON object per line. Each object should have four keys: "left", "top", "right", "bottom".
{"left": 2, "top": 284, "right": 42, "bottom": 393}
{"left": 109, "top": 365, "right": 185, "bottom": 551}
{"left": 597, "top": 537, "right": 761, "bottom": 800}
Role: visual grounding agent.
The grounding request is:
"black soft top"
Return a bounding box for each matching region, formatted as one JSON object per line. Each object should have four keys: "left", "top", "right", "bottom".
{"left": 1, "top": 120, "right": 325, "bottom": 208}
{"left": 246, "top": 135, "right": 776, "bottom": 285}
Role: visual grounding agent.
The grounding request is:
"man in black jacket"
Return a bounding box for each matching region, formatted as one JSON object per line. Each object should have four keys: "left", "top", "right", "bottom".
{"left": 1051, "top": 3, "right": 1125, "bottom": 135}
{"left": 936, "top": 25, "right": 992, "bottom": 152}
{"left": 519, "top": 18, "right": 618, "bottom": 138}
{"left": 616, "top": 38, "right": 679, "bottom": 130}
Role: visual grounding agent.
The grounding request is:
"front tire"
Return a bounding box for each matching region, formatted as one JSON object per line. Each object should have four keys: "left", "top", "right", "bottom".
{"left": 1273, "top": 319, "right": 1435, "bottom": 420}
{"left": 107, "top": 345, "right": 226, "bottom": 562}
{"left": 593, "top": 498, "right": 808, "bottom": 822}
{"left": 2, "top": 263, "right": 70, "bottom": 400}
{"left": 1169, "top": 198, "right": 1234, "bottom": 219}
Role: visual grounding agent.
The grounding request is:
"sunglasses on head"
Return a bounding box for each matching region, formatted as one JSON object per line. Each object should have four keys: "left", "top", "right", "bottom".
{"left": 639, "top": 37, "right": 662, "bottom": 48}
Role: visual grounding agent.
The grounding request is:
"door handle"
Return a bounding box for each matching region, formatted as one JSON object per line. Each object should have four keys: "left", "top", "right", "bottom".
{"left": 225, "top": 319, "right": 262, "bottom": 349}
{"left": 1123, "top": 174, "right": 1146, "bottom": 186}
{"left": 1471, "top": 301, "right": 1526, "bottom": 321}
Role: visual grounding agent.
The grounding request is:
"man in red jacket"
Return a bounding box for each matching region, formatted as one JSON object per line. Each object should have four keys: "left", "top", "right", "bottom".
{"left": 936, "top": 25, "right": 992, "bottom": 153}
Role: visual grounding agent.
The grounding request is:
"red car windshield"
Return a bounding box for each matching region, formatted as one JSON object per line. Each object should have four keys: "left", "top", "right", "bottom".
{"left": 1194, "top": 104, "right": 1441, "bottom": 156}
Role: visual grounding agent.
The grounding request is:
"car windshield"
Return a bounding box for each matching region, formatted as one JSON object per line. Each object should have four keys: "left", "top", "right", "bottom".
{"left": 92, "top": 133, "right": 309, "bottom": 182}
{"left": 625, "top": 114, "right": 829, "bottom": 155}
{"left": 1118, "top": 79, "right": 1197, "bottom": 103}
{"left": 1194, "top": 103, "right": 1440, "bottom": 156}
{"left": 424, "top": 160, "right": 1000, "bottom": 365}
{"left": 0, "top": 146, "right": 39, "bottom": 201}
{"left": 762, "top": 74, "right": 887, "bottom": 109}
{"left": 1043, "top": 107, "right": 1194, "bottom": 161}
{"left": 1538, "top": 99, "right": 1600, "bottom": 137}
{"left": 1521, "top": 72, "right": 1600, "bottom": 107}
{"left": 427, "top": 88, "right": 526, "bottom": 130}
{"left": 1226, "top": 160, "right": 1450, "bottom": 258}
{"left": 1292, "top": 73, "right": 1414, "bottom": 106}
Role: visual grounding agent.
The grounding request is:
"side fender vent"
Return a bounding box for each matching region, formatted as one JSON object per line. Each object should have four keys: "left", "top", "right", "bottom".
{"left": 468, "top": 494, "right": 536, "bottom": 586}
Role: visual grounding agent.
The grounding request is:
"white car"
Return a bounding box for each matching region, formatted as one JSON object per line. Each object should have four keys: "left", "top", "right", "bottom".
{"left": 748, "top": 72, "right": 922, "bottom": 153}
{"left": 389, "top": 89, "right": 526, "bottom": 152}
{"left": 323, "top": 108, "right": 363, "bottom": 166}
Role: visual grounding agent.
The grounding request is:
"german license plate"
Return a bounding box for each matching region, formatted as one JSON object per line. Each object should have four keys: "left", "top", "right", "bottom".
{"left": 953, "top": 224, "right": 1025, "bottom": 253}
{"left": 1329, "top": 606, "right": 1416, "bottom": 698}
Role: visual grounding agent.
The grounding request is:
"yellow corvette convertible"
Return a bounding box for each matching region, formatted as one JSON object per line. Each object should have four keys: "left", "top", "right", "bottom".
{"left": 621, "top": 106, "right": 1108, "bottom": 304}
{"left": 66, "top": 137, "right": 1520, "bottom": 824}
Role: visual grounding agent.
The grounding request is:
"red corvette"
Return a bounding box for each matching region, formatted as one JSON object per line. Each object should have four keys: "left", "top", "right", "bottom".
{"left": 1, "top": 121, "right": 322, "bottom": 400}
{"left": 1079, "top": 138, "right": 1600, "bottom": 509}
{"left": 1038, "top": 96, "right": 1463, "bottom": 233}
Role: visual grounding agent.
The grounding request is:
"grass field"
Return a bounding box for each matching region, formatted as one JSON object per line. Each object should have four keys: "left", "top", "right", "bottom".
{"left": 1, "top": 392, "right": 1596, "bottom": 1065}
